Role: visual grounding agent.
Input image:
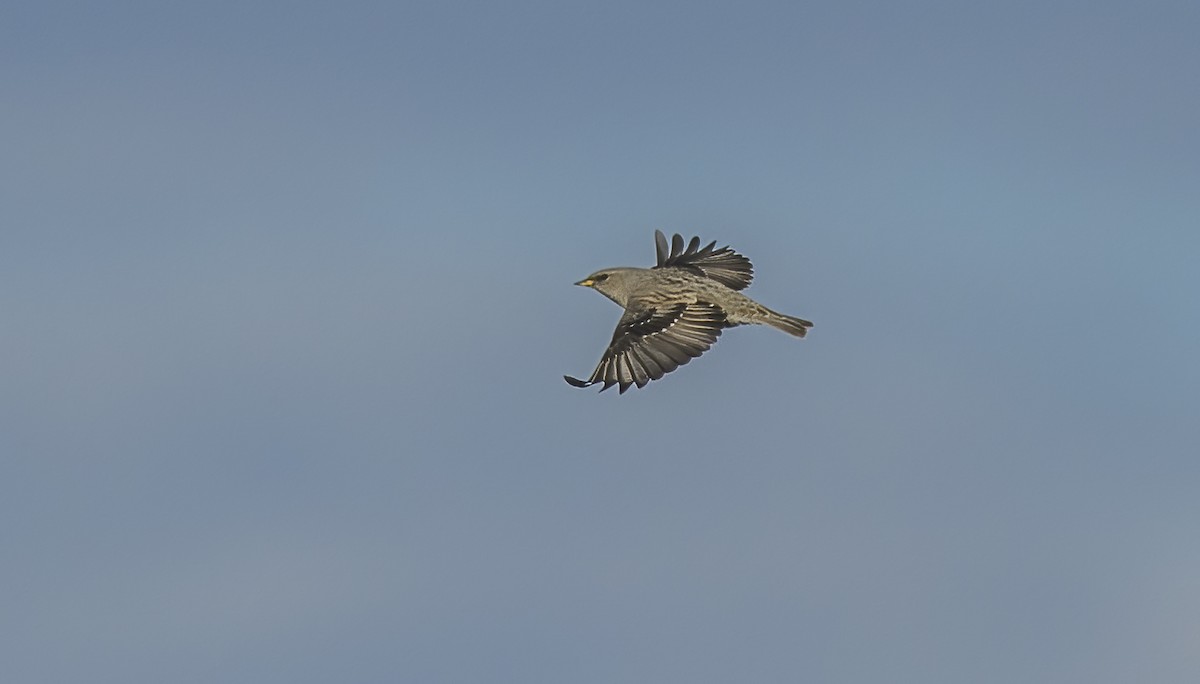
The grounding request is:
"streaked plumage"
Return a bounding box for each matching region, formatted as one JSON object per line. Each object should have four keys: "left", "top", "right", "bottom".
{"left": 566, "top": 230, "right": 813, "bottom": 393}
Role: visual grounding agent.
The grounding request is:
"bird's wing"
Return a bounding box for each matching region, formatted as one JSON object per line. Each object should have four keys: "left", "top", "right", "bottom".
{"left": 653, "top": 230, "right": 754, "bottom": 291}
{"left": 564, "top": 301, "right": 728, "bottom": 393}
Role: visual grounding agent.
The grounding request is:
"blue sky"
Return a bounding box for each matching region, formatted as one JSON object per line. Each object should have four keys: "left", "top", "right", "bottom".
{"left": 3, "top": 1, "right": 1199, "bottom": 682}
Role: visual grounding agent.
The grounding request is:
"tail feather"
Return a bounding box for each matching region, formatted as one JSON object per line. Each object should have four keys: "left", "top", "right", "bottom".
{"left": 766, "top": 311, "right": 813, "bottom": 338}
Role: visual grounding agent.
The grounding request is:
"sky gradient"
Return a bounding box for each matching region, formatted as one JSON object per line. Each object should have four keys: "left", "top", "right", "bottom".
{"left": 4, "top": 2, "right": 1200, "bottom": 682}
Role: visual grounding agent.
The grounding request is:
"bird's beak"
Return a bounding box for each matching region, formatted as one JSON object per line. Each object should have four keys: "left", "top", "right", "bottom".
{"left": 575, "top": 278, "right": 594, "bottom": 287}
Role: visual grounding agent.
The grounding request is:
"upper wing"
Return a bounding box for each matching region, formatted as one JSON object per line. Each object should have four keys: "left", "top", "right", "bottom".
{"left": 564, "top": 301, "right": 728, "bottom": 393}
{"left": 653, "top": 230, "right": 754, "bottom": 291}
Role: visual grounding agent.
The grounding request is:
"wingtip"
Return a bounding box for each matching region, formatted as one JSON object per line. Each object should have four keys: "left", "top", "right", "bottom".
{"left": 563, "top": 375, "right": 592, "bottom": 388}
{"left": 654, "top": 230, "right": 669, "bottom": 266}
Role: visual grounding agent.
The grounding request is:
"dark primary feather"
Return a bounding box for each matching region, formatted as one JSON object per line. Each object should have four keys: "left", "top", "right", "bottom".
{"left": 653, "top": 230, "right": 755, "bottom": 291}
{"left": 563, "top": 301, "right": 729, "bottom": 393}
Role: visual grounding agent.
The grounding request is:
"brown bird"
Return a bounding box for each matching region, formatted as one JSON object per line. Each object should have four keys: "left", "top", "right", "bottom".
{"left": 566, "top": 230, "right": 813, "bottom": 393}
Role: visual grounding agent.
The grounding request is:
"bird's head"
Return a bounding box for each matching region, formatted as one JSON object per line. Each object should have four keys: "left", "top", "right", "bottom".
{"left": 575, "top": 268, "right": 640, "bottom": 307}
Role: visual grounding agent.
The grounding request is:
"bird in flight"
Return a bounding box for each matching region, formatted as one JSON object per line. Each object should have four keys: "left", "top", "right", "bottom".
{"left": 565, "top": 230, "right": 813, "bottom": 393}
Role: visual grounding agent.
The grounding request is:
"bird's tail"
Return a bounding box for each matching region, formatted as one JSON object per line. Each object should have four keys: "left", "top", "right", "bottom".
{"left": 764, "top": 309, "right": 813, "bottom": 338}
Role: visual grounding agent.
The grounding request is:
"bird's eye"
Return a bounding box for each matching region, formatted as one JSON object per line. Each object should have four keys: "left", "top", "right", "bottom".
{"left": 593, "top": 274, "right": 609, "bottom": 282}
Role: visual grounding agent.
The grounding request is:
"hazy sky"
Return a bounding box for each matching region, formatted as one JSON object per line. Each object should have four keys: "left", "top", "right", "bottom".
{"left": 4, "top": 2, "right": 1199, "bottom": 682}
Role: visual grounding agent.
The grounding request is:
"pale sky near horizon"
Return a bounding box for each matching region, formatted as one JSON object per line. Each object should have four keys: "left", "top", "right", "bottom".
{"left": 4, "top": 2, "right": 1200, "bottom": 682}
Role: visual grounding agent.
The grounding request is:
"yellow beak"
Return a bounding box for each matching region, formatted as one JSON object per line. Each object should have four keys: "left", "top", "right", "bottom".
{"left": 575, "top": 278, "right": 594, "bottom": 287}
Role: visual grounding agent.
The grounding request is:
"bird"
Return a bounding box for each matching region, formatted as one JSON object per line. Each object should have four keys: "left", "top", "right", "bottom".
{"left": 565, "top": 230, "right": 813, "bottom": 393}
